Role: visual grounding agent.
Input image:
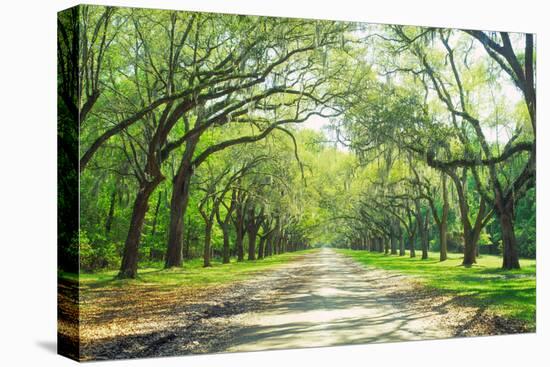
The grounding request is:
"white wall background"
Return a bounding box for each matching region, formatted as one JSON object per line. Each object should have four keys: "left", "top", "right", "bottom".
{"left": 0, "top": 0, "right": 547, "bottom": 366}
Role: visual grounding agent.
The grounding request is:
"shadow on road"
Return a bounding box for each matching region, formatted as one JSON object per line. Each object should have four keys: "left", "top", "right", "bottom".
{"left": 227, "top": 249, "right": 450, "bottom": 352}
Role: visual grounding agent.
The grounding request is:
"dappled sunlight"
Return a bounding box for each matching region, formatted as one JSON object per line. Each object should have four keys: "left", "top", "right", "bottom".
{"left": 227, "top": 249, "right": 462, "bottom": 352}
{"left": 340, "top": 249, "right": 536, "bottom": 326}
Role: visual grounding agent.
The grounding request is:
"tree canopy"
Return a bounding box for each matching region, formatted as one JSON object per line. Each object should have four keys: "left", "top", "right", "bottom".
{"left": 58, "top": 6, "right": 536, "bottom": 278}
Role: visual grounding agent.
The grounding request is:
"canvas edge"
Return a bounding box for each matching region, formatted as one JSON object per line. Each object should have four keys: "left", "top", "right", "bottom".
{"left": 57, "top": 4, "right": 83, "bottom": 362}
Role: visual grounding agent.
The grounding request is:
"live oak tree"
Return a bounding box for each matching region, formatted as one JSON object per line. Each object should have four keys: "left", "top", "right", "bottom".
{"left": 159, "top": 17, "right": 352, "bottom": 271}
{"left": 196, "top": 152, "right": 267, "bottom": 267}
{"left": 73, "top": 7, "right": 535, "bottom": 278}
{"left": 384, "top": 27, "right": 535, "bottom": 269}
{"left": 332, "top": 26, "right": 535, "bottom": 269}
{"left": 90, "top": 11, "right": 354, "bottom": 277}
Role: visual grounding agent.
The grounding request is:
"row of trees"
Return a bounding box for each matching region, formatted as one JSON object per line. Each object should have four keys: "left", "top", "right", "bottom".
{"left": 329, "top": 26, "right": 535, "bottom": 269}
{"left": 80, "top": 129, "right": 317, "bottom": 270}
{"left": 58, "top": 6, "right": 535, "bottom": 277}
{"left": 60, "top": 6, "right": 355, "bottom": 277}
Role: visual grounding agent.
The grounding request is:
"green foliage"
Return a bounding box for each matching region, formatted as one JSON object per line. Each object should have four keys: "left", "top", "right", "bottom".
{"left": 70, "top": 6, "right": 534, "bottom": 281}
{"left": 79, "top": 230, "right": 120, "bottom": 271}
{"left": 515, "top": 188, "right": 536, "bottom": 258}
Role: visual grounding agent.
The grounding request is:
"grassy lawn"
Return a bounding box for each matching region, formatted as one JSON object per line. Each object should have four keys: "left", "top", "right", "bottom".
{"left": 338, "top": 249, "right": 536, "bottom": 329}
{"left": 60, "top": 249, "right": 316, "bottom": 290}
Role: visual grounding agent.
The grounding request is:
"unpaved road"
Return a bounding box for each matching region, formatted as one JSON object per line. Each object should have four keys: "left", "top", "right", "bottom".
{"left": 80, "top": 248, "right": 500, "bottom": 360}
{"left": 226, "top": 248, "right": 456, "bottom": 352}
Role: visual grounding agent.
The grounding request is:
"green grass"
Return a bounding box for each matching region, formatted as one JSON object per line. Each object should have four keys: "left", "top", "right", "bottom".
{"left": 60, "top": 249, "right": 316, "bottom": 290}
{"left": 338, "top": 249, "right": 536, "bottom": 329}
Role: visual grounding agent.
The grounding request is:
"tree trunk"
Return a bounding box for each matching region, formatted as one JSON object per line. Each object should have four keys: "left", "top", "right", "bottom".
{"left": 448, "top": 169, "right": 483, "bottom": 267}
{"left": 165, "top": 171, "right": 192, "bottom": 268}
{"left": 118, "top": 178, "right": 162, "bottom": 278}
{"left": 498, "top": 202, "right": 520, "bottom": 269}
{"left": 439, "top": 173, "right": 449, "bottom": 261}
{"left": 266, "top": 234, "right": 273, "bottom": 257}
{"left": 415, "top": 198, "right": 429, "bottom": 260}
{"left": 463, "top": 200, "right": 486, "bottom": 266}
{"left": 462, "top": 240, "right": 475, "bottom": 266}
{"left": 165, "top": 138, "right": 198, "bottom": 268}
{"left": 408, "top": 234, "right": 416, "bottom": 258}
{"left": 221, "top": 224, "right": 230, "bottom": 264}
{"left": 421, "top": 217, "right": 429, "bottom": 260}
{"left": 439, "top": 222, "right": 448, "bottom": 261}
{"left": 246, "top": 206, "right": 263, "bottom": 260}
{"left": 105, "top": 188, "right": 116, "bottom": 235}
{"left": 150, "top": 190, "right": 162, "bottom": 238}
{"left": 463, "top": 234, "right": 477, "bottom": 266}
{"left": 236, "top": 222, "right": 244, "bottom": 261}
{"left": 203, "top": 220, "right": 213, "bottom": 267}
{"left": 399, "top": 235, "right": 405, "bottom": 256}
{"left": 280, "top": 236, "right": 286, "bottom": 254}
{"left": 183, "top": 216, "right": 191, "bottom": 260}
{"left": 272, "top": 236, "right": 278, "bottom": 255}
{"left": 390, "top": 232, "right": 397, "bottom": 255}
{"left": 258, "top": 235, "right": 266, "bottom": 259}
{"left": 183, "top": 235, "right": 190, "bottom": 260}
{"left": 247, "top": 227, "right": 257, "bottom": 260}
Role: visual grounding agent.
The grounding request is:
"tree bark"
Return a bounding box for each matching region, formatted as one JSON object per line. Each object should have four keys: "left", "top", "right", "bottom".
{"left": 216, "top": 197, "right": 234, "bottom": 265}
{"left": 233, "top": 193, "right": 246, "bottom": 262}
{"left": 118, "top": 178, "right": 162, "bottom": 278}
{"left": 439, "top": 221, "right": 448, "bottom": 261}
{"left": 276, "top": 234, "right": 283, "bottom": 255}
{"left": 415, "top": 198, "right": 429, "bottom": 260}
{"left": 221, "top": 224, "right": 231, "bottom": 264}
{"left": 183, "top": 225, "right": 191, "bottom": 260}
{"left": 463, "top": 233, "right": 477, "bottom": 266}
{"left": 408, "top": 234, "right": 416, "bottom": 258}
{"left": 390, "top": 225, "right": 398, "bottom": 255}
{"left": 266, "top": 234, "right": 273, "bottom": 257}
{"left": 105, "top": 188, "right": 116, "bottom": 235}
{"left": 439, "top": 173, "right": 449, "bottom": 261}
{"left": 258, "top": 235, "right": 266, "bottom": 259}
{"left": 247, "top": 228, "right": 257, "bottom": 260}
{"left": 165, "top": 137, "right": 199, "bottom": 268}
{"left": 203, "top": 220, "right": 213, "bottom": 267}
{"left": 421, "top": 214, "right": 429, "bottom": 260}
{"left": 498, "top": 201, "right": 520, "bottom": 269}
{"left": 245, "top": 206, "right": 263, "bottom": 260}
{"left": 150, "top": 190, "right": 162, "bottom": 238}
{"left": 463, "top": 199, "right": 486, "bottom": 266}
{"left": 235, "top": 220, "right": 245, "bottom": 261}
{"left": 165, "top": 171, "right": 192, "bottom": 268}
{"left": 447, "top": 169, "right": 485, "bottom": 267}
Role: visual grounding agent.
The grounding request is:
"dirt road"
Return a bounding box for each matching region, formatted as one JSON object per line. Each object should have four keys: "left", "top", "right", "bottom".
{"left": 80, "top": 248, "right": 492, "bottom": 360}
{"left": 226, "top": 248, "right": 457, "bottom": 352}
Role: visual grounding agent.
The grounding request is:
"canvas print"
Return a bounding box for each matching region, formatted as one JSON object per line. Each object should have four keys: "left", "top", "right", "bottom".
{"left": 57, "top": 4, "right": 536, "bottom": 362}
